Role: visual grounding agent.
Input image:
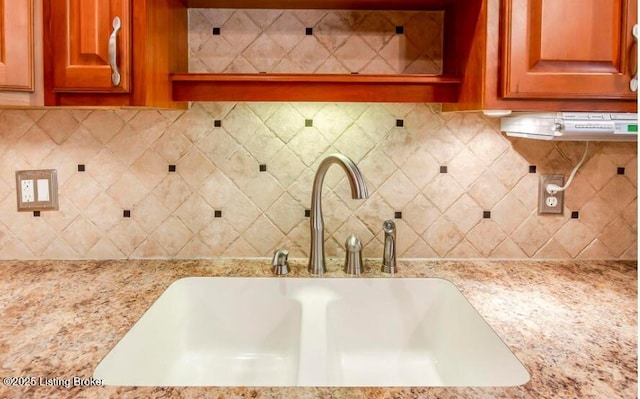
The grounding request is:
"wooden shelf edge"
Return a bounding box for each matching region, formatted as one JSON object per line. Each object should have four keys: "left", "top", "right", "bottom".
{"left": 171, "top": 73, "right": 461, "bottom": 102}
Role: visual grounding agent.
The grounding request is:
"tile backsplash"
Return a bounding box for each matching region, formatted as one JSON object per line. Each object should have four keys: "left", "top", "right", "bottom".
{"left": 0, "top": 104, "right": 636, "bottom": 260}
{"left": 0, "top": 9, "right": 635, "bottom": 260}
{"left": 189, "top": 9, "right": 443, "bottom": 74}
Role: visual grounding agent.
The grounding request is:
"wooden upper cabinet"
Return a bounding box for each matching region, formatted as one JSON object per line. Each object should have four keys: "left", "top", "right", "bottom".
{"left": 0, "top": 0, "right": 34, "bottom": 91}
{"left": 47, "top": 0, "right": 131, "bottom": 93}
{"left": 502, "top": 0, "right": 637, "bottom": 100}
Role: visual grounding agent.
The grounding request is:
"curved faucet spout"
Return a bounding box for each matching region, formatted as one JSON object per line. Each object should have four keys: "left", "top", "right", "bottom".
{"left": 309, "top": 154, "right": 368, "bottom": 275}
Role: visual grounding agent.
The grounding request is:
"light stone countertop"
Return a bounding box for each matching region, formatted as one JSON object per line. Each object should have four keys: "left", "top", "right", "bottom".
{"left": 0, "top": 259, "right": 636, "bottom": 399}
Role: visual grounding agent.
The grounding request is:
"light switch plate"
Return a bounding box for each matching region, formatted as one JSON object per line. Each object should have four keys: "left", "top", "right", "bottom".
{"left": 16, "top": 170, "right": 58, "bottom": 212}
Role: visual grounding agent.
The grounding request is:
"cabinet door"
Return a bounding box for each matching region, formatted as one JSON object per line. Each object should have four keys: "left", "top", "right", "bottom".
{"left": 48, "top": 0, "right": 130, "bottom": 92}
{"left": 0, "top": 0, "right": 34, "bottom": 91}
{"left": 502, "top": 0, "right": 637, "bottom": 100}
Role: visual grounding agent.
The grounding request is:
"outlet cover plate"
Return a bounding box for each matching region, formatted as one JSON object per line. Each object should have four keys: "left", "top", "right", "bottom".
{"left": 538, "top": 174, "right": 564, "bottom": 215}
{"left": 16, "top": 170, "right": 58, "bottom": 212}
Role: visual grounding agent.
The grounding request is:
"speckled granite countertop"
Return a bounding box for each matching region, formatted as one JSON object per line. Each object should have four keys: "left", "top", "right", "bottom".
{"left": 0, "top": 259, "right": 636, "bottom": 399}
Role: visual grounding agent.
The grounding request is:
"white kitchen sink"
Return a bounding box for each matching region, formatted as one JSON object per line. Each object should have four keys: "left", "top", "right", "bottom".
{"left": 94, "top": 277, "right": 529, "bottom": 387}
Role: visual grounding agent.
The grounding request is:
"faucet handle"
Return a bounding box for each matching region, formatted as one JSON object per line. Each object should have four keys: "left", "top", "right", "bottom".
{"left": 344, "top": 234, "right": 363, "bottom": 276}
{"left": 272, "top": 249, "right": 289, "bottom": 275}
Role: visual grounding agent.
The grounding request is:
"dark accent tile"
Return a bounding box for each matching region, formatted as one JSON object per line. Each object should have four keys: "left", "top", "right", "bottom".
{"left": 259, "top": 71, "right": 267, "bottom": 74}
{"left": 350, "top": 72, "right": 359, "bottom": 74}
{"left": 394, "top": 211, "right": 402, "bottom": 219}
{"left": 305, "top": 27, "right": 313, "bottom": 35}
{"left": 123, "top": 210, "right": 131, "bottom": 218}
{"left": 617, "top": 167, "right": 625, "bottom": 175}
{"left": 440, "top": 166, "right": 448, "bottom": 173}
{"left": 396, "top": 119, "right": 404, "bottom": 127}
{"left": 529, "top": 165, "right": 537, "bottom": 173}
{"left": 214, "top": 120, "right": 222, "bottom": 127}
{"left": 212, "top": 27, "right": 221, "bottom": 35}
{"left": 571, "top": 211, "right": 580, "bottom": 219}
{"left": 259, "top": 164, "right": 267, "bottom": 172}
{"left": 483, "top": 211, "right": 491, "bottom": 219}
{"left": 168, "top": 165, "right": 176, "bottom": 172}
{"left": 77, "top": 164, "right": 85, "bottom": 172}
{"left": 305, "top": 119, "right": 313, "bottom": 127}
{"left": 395, "top": 26, "right": 404, "bottom": 34}
{"left": 214, "top": 210, "right": 222, "bottom": 218}
{"left": 304, "top": 209, "right": 311, "bottom": 218}
{"left": 33, "top": 211, "right": 40, "bottom": 217}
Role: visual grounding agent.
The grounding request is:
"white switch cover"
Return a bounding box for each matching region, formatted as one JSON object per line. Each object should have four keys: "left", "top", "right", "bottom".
{"left": 21, "top": 179, "right": 34, "bottom": 202}
{"left": 37, "top": 179, "right": 50, "bottom": 201}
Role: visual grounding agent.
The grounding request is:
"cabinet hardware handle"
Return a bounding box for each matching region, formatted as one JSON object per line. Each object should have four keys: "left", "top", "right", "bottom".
{"left": 630, "top": 24, "right": 638, "bottom": 92}
{"left": 109, "top": 16, "right": 122, "bottom": 87}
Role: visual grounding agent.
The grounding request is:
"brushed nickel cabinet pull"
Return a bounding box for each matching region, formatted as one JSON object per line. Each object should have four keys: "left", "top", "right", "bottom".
{"left": 109, "top": 16, "right": 122, "bottom": 87}
{"left": 630, "top": 24, "right": 638, "bottom": 92}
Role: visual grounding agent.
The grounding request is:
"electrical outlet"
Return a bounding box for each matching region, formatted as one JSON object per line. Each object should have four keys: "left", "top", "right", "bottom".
{"left": 16, "top": 170, "right": 59, "bottom": 212}
{"left": 539, "top": 174, "right": 564, "bottom": 214}
{"left": 21, "top": 179, "right": 34, "bottom": 202}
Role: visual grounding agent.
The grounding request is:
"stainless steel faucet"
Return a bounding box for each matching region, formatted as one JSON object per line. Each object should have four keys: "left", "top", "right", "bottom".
{"left": 309, "top": 154, "right": 368, "bottom": 275}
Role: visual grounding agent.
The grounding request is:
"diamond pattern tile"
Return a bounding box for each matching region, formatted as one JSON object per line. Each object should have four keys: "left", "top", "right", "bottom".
{"left": 0, "top": 10, "right": 634, "bottom": 261}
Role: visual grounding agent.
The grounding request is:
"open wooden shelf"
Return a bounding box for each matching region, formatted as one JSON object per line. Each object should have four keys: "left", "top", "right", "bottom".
{"left": 171, "top": 73, "right": 461, "bottom": 102}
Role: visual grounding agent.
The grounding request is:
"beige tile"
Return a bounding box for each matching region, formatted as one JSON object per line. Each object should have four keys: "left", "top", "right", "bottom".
{"left": 355, "top": 104, "right": 395, "bottom": 142}
{"left": 423, "top": 174, "right": 464, "bottom": 213}
{"left": 83, "top": 192, "right": 122, "bottom": 233}
{"left": 424, "top": 217, "right": 463, "bottom": 256}
{"left": 14, "top": 125, "right": 57, "bottom": 166}
{"left": 178, "top": 237, "right": 215, "bottom": 258}
{"left": 131, "top": 194, "right": 171, "bottom": 235}
{"left": 85, "top": 237, "right": 125, "bottom": 259}
{"left": 170, "top": 105, "right": 213, "bottom": 143}
{"left": 421, "top": 126, "right": 464, "bottom": 164}
{"left": 0, "top": 110, "right": 36, "bottom": 143}
{"left": 177, "top": 149, "right": 215, "bottom": 190}
{"left": 152, "top": 126, "right": 193, "bottom": 163}
{"left": 107, "top": 172, "right": 150, "bottom": 209}
{"left": 61, "top": 217, "right": 103, "bottom": 256}
{"left": 286, "top": 127, "right": 331, "bottom": 166}
{"left": 128, "top": 111, "right": 170, "bottom": 145}
{"left": 222, "top": 11, "right": 261, "bottom": 50}
{"left": 447, "top": 239, "right": 483, "bottom": 258}
{"left": 403, "top": 237, "right": 439, "bottom": 258}
{"left": 377, "top": 170, "right": 419, "bottom": 210}
{"left": 130, "top": 149, "right": 168, "bottom": 191}
{"left": 264, "top": 12, "right": 305, "bottom": 53}
{"left": 403, "top": 194, "right": 440, "bottom": 235}
{"left": 242, "top": 34, "right": 286, "bottom": 72}
{"left": 315, "top": 12, "right": 351, "bottom": 52}
{"left": 244, "top": 125, "right": 285, "bottom": 164}
{"left": 266, "top": 193, "right": 305, "bottom": 235}
{"left": 36, "top": 110, "right": 78, "bottom": 144}
{"left": 175, "top": 193, "right": 214, "bottom": 234}
{"left": 199, "top": 218, "right": 239, "bottom": 255}
{"left": 359, "top": 149, "right": 397, "bottom": 191}
{"left": 492, "top": 193, "right": 530, "bottom": 234}
{"left": 131, "top": 237, "right": 168, "bottom": 259}
{"left": 534, "top": 238, "right": 572, "bottom": 259}
{"left": 380, "top": 127, "right": 421, "bottom": 167}
{"left": 467, "top": 170, "right": 509, "bottom": 210}
{"left": 150, "top": 216, "right": 192, "bottom": 256}
{"left": 82, "top": 111, "right": 124, "bottom": 144}
{"left": 580, "top": 152, "right": 617, "bottom": 190}
{"left": 553, "top": 221, "right": 596, "bottom": 258}
{"left": 107, "top": 220, "right": 148, "bottom": 256}
{"left": 444, "top": 194, "right": 482, "bottom": 234}
{"left": 490, "top": 149, "right": 529, "bottom": 190}
{"left": 333, "top": 124, "right": 375, "bottom": 163}
{"left": 334, "top": 35, "right": 376, "bottom": 72}
{"left": 105, "top": 126, "right": 148, "bottom": 167}
{"left": 223, "top": 236, "right": 259, "bottom": 257}
{"left": 41, "top": 237, "right": 80, "bottom": 259}
{"left": 265, "top": 104, "right": 305, "bottom": 143}
{"left": 511, "top": 214, "right": 552, "bottom": 257}
{"left": 490, "top": 238, "right": 528, "bottom": 259}
{"left": 41, "top": 195, "right": 79, "bottom": 233}
{"left": 598, "top": 218, "right": 636, "bottom": 257}
{"left": 448, "top": 147, "right": 487, "bottom": 189}
{"left": 577, "top": 238, "right": 614, "bottom": 260}
{"left": 466, "top": 220, "right": 507, "bottom": 257}
{"left": 0, "top": 237, "right": 35, "bottom": 259}
{"left": 17, "top": 219, "right": 58, "bottom": 256}
{"left": 597, "top": 177, "right": 637, "bottom": 213}
{"left": 151, "top": 175, "right": 191, "bottom": 212}
{"left": 356, "top": 195, "right": 394, "bottom": 234}
{"left": 63, "top": 173, "right": 103, "bottom": 211}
